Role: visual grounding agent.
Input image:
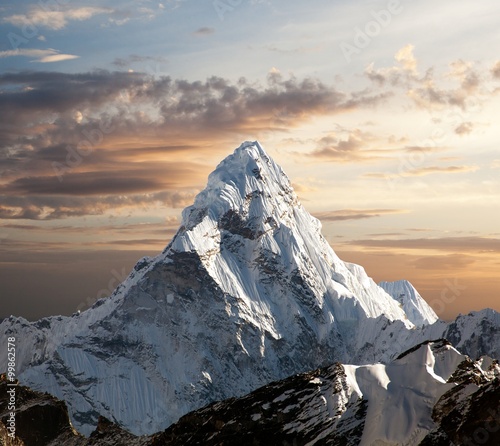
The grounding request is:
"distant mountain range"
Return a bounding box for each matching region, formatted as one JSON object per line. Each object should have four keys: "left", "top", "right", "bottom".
{"left": 1, "top": 141, "right": 499, "bottom": 444}
{"left": 2, "top": 340, "right": 499, "bottom": 445}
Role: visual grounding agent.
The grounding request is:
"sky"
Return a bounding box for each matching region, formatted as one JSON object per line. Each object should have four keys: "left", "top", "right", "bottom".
{"left": 0, "top": 0, "right": 499, "bottom": 321}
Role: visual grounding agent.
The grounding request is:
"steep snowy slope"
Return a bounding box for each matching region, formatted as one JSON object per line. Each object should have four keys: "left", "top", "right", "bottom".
{"left": 0, "top": 141, "right": 498, "bottom": 437}
{"left": 379, "top": 280, "right": 438, "bottom": 326}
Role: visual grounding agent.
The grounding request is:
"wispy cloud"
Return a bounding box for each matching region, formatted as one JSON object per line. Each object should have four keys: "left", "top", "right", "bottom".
{"left": 3, "top": 7, "right": 112, "bottom": 30}
{"left": 193, "top": 27, "right": 215, "bottom": 36}
{"left": 314, "top": 209, "right": 408, "bottom": 222}
{"left": 410, "top": 254, "right": 476, "bottom": 270}
{"left": 347, "top": 236, "right": 500, "bottom": 253}
{"left": 363, "top": 165, "right": 478, "bottom": 179}
{"left": 0, "top": 48, "right": 79, "bottom": 63}
{"left": 402, "top": 165, "right": 479, "bottom": 176}
{"left": 0, "top": 189, "right": 197, "bottom": 220}
{"left": 112, "top": 54, "right": 168, "bottom": 68}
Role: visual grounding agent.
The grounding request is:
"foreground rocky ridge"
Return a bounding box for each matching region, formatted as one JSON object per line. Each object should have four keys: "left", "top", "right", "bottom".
{"left": 2, "top": 341, "right": 499, "bottom": 445}
{"left": 0, "top": 142, "right": 499, "bottom": 436}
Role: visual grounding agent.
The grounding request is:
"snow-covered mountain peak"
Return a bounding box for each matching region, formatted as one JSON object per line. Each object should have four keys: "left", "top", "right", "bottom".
{"left": 166, "top": 141, "right": 411, "bottom": 329}
{"left": 176, "top": 140, "right": 298, "bottom": 236}
{"left": 379, "top": 279, "right": 438, "bottom": 326}
{"left": 5, "top": 141, "right": 497, "bottom": 437}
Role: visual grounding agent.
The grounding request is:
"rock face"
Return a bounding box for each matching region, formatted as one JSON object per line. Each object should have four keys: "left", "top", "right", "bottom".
{"left": 152, "top": 363, "right": 367, "bottom": 446}
{"left": 0, "top": 141, "right": 499, "bottom": 436}
{"left": 0, "top": 374, "right": 84, "bottom": 446}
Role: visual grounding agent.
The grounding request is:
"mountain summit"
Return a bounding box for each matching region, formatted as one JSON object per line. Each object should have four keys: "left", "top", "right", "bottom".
{"left": 1, "top": 141, "right": 498, "bottom": 436}
{"left": 165, "top": 141, "right": 412, "bottom": 326}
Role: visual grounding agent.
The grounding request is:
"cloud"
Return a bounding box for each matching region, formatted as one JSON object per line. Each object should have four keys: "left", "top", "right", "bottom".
{"left": 0, "top": 69, "right": 431, "bottom": 221}
{"left": 447, "top": 60, "right": 480, "bottom": 93}
{"left": 38, "top": 53, "right": 79, "bottom": 63}
{"left": 3, "top": 170, "right": 171, "bottom": 196}
{"left": 305, "top": 133, "right": 443, "bottom": 165}
{"left": 410, "top": 254, "right": 476, "bottom": 270}
{"left": 402, "top": 165, "right": 479, "bottom": 176}
{"left": 0, "top": 70, "right": 388, "bottom": 161}
{"left": 314, "top": 209, "right": 408, "bottom": 222}
{"left": 112, "top": 54, "right": 168, "bottom": 68}
{"left": 404, "top": 145, "right": 448, "bottom": 154}
{"left": 291, "top": 182, "right": 317, "bottom": 193}
{"left": 454, "top": 121, "right": 474, "bottom": 135}
{"left": 0, "top": 48, "right": 79, "bottom": 63}
{"left": 0, "top": 189, "right": 197, "bottom": 220}
{"left": 492, "top": 61, "right": 500, "bottom": 79}
{"left": 3, "top": 7, "right": 112, "bottom": 30}
{"left": 364, "top": 45, "right": 487, "bottom": 111}
{"left": 310, "top": 132, "right": 364, "bottom": 161}
{"left": 395, "top": 44, "right": 418, "bottom": 73}
{"left": 347, "top": 236, "right": 500, "bottom": 253}
{"left": 0, "top": 221, "right": 179, "bottom": 238}
{"left": 364, "top": 44, "right": 419, "bottom": 86}
{"left": 307, "top": 128, "right": 390, "bottom": 163}
{"left": 363, "top": 164, "right": 478, "bottom": 180}
{"left": 193, "top": 27, "right": 215, "bottom": 36}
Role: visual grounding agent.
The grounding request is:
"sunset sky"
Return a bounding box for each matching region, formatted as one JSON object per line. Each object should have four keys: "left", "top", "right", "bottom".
{"left": 1, "top": 0, "right": 499, "bottom": 321}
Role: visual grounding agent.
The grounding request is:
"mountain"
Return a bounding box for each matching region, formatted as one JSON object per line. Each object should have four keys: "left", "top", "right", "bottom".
{"left": 0, "top": 141, "right": 499, "bottom": 436}
{"left": 379, "top": 280, "right": 438, "bottom": 326}
{"left": 3, "top": 341, "right": 499, "bottom": 445}
{"left": 155, "top": 340, "right": 500, "bottom": 446}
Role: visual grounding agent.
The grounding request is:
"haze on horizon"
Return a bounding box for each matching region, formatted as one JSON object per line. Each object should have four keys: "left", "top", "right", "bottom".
{"left": 0, "top": 0, "right": 499, "bottom": 321}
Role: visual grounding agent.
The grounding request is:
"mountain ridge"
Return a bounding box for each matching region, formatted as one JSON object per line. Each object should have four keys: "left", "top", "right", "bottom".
{"left": 2, "top": 340, "right": 499, "bottom": 445}
{"left": 1, "top": 141, "right": 499, "bottom": 436}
